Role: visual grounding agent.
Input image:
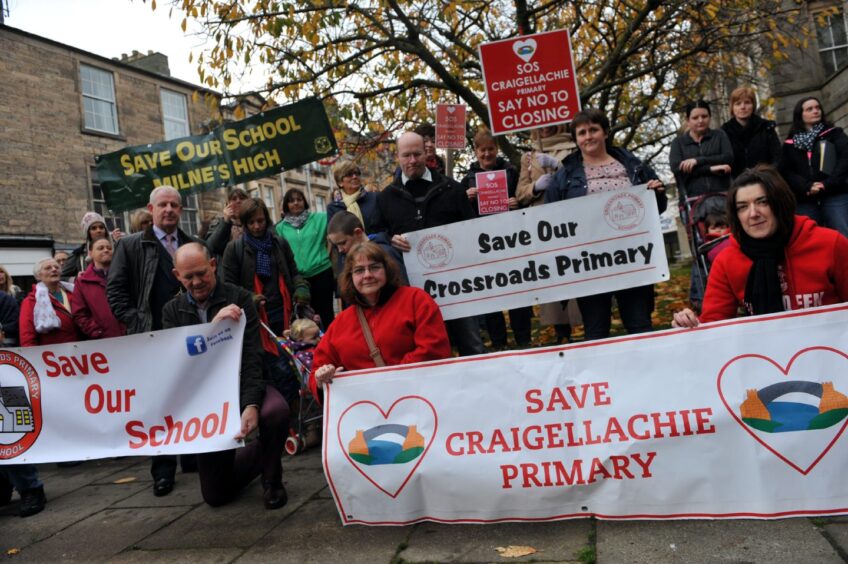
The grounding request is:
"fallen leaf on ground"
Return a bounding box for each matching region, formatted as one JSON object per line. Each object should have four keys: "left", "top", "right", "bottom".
{"left": 112, "top": 477, "right": 137, "bottom": 484}
{"left": 495, "top": 545, "right": 538, "bottom": 558}
{"left": 7, "top": 548, "right": 20, "bottom": 555}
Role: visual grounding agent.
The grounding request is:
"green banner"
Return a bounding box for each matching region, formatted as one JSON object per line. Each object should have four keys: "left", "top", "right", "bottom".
{"left": 95, "top": 97, "right": 338, "bottom": 212}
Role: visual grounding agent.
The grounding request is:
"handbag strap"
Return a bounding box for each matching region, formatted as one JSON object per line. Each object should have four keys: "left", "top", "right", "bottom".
{"left": 356, "top": 306, "right": 386, "bottom": 367}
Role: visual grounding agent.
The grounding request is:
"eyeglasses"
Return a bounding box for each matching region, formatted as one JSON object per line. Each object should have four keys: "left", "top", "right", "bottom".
{"left": 343, "top": 170, "right": 362, "bottom": 178}
{"left": 352, "top": 263, "right": 384, "bottom": 276}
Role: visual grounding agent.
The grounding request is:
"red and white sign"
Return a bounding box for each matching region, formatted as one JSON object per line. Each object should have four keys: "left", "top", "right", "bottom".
{"left": 0, "top": 317, "right": 245, "bottom": 464}
{"left": 435, "top": 104, "right": 466, "bottom": 149}
{"left": 479, "top": 29, "right": 581, "bottom": 135}
{"left": 404, "top": 186, "right": 668, "bottom": 320}
{"left": 475, "top": 170, "right": 510, "bottom": 215}
{"left": 323, "top": 304, "right": 848, "bottom": 525}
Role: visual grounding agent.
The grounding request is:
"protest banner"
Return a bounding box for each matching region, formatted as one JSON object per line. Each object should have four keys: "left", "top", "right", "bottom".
{"left": 95, "top": 97, "right": 338, "bottom": 213}
{"left": 479, "top": 29, "right": 581, "bottom": 135}
{"left": 475, "top": 170, "right": 510, "bottom": 215}
{"left": 403, "top": 186, "right": 668, "bottom": 320}
{"left": 0, "top": 317, "right": 245, "bottom": 464}
{"left": 435, "top": 104, "right": 467, "bottom": 149}
{"left": 323, "top": 304, "right": 848, "bottom": 525}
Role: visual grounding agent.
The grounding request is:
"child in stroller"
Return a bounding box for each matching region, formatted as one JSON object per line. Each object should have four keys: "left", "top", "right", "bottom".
{"left": 279, "top": 318, "right": 323, "bottom": 455}
{"left": 701, "top": 211, "right": 731, "bottom": 266}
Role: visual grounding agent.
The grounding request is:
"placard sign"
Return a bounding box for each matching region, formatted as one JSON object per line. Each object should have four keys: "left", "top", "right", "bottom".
{"left": 323, "top": 304, "right": 848, "bottom": 525}
{"left": 479, "top": 29, "right": 581, "bottom": 135}
{"left": 475, "top": 170, "right": 510, "bottom": 215}
{"left": 435, "top": 104, "right": 467, "bottom": 149}
{"left": 403, "top": 186, "right": 668, "bottom": 320}
{"left": 0, "top": 318, "right": 245, "bottom": 464}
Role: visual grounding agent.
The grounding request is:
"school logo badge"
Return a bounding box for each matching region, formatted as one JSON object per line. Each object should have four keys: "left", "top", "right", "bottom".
{"left": 603, "top": 191, "right": 645, "bottom": 231}
{"left": 416, "top": 234, "right": 454, "bottom": 269}
{"left": 314, "top": 136, "right": 333, "bottom": 154}
{"left": 0, "top": 351, "right": 43, "bottom": 459}
{"left": 338, "top": 396, "right": 437, "bottom": 497}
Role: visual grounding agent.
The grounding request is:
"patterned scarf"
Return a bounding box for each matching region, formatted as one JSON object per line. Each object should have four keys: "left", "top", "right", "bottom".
{"left": 33, "top": 281, "right": 73, "bottom": 333}
{"left": 792, "top": 122, "right": 825, "bottom": 152}
{"left": 283, "top": 210, "right": 310, "bottom": 229}
{"left": 244, "top": 230, "right": 274, "bottom": 278}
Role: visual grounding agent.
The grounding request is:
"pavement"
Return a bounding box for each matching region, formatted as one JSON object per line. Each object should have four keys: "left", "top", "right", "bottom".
{"left": 2, "top": 449, "right": 848, "bottom": 563}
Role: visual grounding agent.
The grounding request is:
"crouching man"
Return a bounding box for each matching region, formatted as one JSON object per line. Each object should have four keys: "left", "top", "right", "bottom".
{"left": 162, "top": 242, "right": 288, "bottom": 509}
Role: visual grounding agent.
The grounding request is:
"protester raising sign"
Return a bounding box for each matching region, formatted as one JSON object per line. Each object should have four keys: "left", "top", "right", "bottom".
{"left": 324, "top": 304, "right": 848, "bottom": 525}
{"left": 403, "top": 186, "right": 668, "bottom": 320}
{"left": 435, "top": 104, "right": 467, "bottom": 150}
{"left": 0, "top": 317, "right": 245, "bottom": 464}
{"left": 95, "top": 97, "right": 338, "bottom": 213}
{"left": 479, "top": 29, "right": 581, "bottom": 135}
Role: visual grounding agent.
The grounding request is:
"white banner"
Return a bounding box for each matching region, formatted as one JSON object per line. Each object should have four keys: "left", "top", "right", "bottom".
{"left": 404, "top": 186, "right": 669, "bottom": 320}
{"left": 0, "top": 317, "right": 245, "bottom": 464}
{"left": 323, "top": 304, "right": 848, "bottom": 524}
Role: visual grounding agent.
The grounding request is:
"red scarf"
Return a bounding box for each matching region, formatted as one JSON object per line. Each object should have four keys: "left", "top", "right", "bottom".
{"left": 253, "top": 274, "right": 292, "bottom": 356}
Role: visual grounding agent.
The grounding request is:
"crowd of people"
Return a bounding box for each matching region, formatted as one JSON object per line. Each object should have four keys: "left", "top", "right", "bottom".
{"left": 3, "top": 86, "right": 848, "bottom": 519}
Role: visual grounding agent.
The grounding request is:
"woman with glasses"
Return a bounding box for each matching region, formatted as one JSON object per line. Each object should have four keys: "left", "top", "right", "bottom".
{"left": 327, "top": 161, "right": 386, "bottom": 237}
{"left": 310, "top": 242, "right": 450, "bottom": 396}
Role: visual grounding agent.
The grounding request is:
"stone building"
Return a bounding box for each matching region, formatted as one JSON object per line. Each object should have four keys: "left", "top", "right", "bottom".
{"left": 0, "top": 25, "right": 334, "bottom": 286}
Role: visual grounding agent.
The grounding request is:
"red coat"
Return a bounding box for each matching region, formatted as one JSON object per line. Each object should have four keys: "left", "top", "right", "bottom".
{"left": 309, "top": 286, "right": 451, "bottom": 398}
{"left": 701, "top": 215, "right": 848, "bottom": 323}
{"left": 72, "top": 265, "right": 126, "bottom": 339}
{"left": 19, "top": 285, "right": 83, "bottom": 347}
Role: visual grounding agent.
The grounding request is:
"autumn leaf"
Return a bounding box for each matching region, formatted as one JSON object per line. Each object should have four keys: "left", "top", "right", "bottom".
{"left": 495, "top": 545, "right": 538, "bottom": 558}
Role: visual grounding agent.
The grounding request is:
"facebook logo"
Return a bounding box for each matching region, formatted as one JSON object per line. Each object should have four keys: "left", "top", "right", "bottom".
{"left": 186, "top": 335, "right": 207, "bottom": 356}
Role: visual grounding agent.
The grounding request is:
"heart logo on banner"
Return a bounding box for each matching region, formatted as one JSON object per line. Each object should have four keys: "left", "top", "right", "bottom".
{"left": 717, "top": 346, "right": 848, "bottom": 474}
{"left": 512, "top": 39, "right": 537, "bottom": 63}
{"left": 337, "top": 396, "right": 438, "bottom": 498}
{"left": 446, "top": 106, "right": 456, "bottom": 114}
{"left": 486, "top": 173, "right": 496, "bottom": 181}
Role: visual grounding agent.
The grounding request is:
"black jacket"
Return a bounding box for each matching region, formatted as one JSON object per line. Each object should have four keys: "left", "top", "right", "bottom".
{"left": 669, "top": 128, "right": 734, "bottom": 199}
{"left": 377, "top": 170, "right": 474, "bottom": 235}
{"left": 221, "top": 233, "right": 302, "bottom": 298}
{"left": 460, "top": 157, "right": 521, "bottom": 217}
{"left": 779, "top": 126, "right": 848, "bottom": 204}
{"left": 721, "top": 114, "right": 781, "bottom": 178}
{"left": 162, "top": 282, "right": 265, "bottom": 410}
{"left": 0, "top": 290, "right": 19, "bottom": 346}
{"left": 106, "top": 225, "right": 197, "bottom": 334}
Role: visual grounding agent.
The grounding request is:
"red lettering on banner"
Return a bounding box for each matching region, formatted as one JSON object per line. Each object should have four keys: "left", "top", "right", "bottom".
{"left": 525, "top": 389, "right": 543, "bottom": 413}
{"left": 498, "top": 452, "right": 656, "bottom": 490}
{"left": 610, "top": 455, "right": 635, "bottom": 479}
{"left": 125, "top": 402, "right": 229, "bottom": 449}
{"left": 43, "top": 351, "right": 109, "bottom": 377}
{"left": 446, "top": 433, "right": 465, "bottom": 455}
{"left": 501, "top": 465, "right": 518, "bottom": 488}
{"left": 632, "top": 452, "right": 657, "bottom": 477}
{"left": 84, "top": 384, "right": 136, "bottom": 413}
{"left": 693, "top": 408, "right": 716, "bottom": 434}
{"left": 525, "top": 382, "right": 613, "bottom": 413}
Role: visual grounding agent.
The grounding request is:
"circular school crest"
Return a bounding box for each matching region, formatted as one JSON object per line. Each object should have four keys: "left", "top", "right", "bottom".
{"left": 603, "top": 192, "right": 645, "bottom": 231}
{"left": 314, "top": 136, "right": 333, "bottom": 154}
{"left": 416, "top": 234, "right": 454, "bottom": 268}
{"left": 0, "top": 351, "right": 43, "bottom": 459}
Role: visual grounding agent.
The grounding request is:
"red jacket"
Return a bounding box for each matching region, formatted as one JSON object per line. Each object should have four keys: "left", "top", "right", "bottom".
{"left": 72, "top": 265, "right": 126, "bottom": 339}
{"left": 19, "top": 285, "right": 83, "bottom": 347}
{"left": 309, "top": 286, "right": 451, "bottom": 398}
{"left": 701, "top": 215, "right": 848, "bottom": 323}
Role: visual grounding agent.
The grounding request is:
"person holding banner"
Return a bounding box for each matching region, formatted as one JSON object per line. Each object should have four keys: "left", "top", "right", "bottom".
{"left": 778, "top": 96, "right": 848, "bottom": 238}
{"left": 19, "top": 257, "right": 81, "bottom": 346}
{"left": 461, "top": 128, "right": 532, "bottom": 349}
{"left": 275, "top": 188, "right": 336, "bottom": 329}
{"left": 673, "top": 165, "right": 848, "bottom": 328}
{"left": 311, "top": 242, "right": 451, "bottom": 395}
{"left": 546, "top": 109, "right": 667, "bottom": 341}
{"left": 164, "top": 243, "right": 289, "bottom": 510}
{"left": 71, "top": 237, "right": 126, "bottom": 340}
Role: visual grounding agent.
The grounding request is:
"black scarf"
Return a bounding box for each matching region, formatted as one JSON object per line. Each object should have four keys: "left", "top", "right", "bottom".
{"left": 738, "top": 230, "right": 790, "bottom": 316}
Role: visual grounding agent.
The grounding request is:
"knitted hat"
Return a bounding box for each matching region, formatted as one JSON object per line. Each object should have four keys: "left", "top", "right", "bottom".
{"left": 81, "top": 212, "right": 107, "bottom": 239}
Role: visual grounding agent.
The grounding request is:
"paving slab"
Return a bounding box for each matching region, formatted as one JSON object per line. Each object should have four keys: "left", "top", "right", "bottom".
{"left": 237, "top": 498, "right": 409, "bottom": 563}
{"left": 821, "top": 522, "right": 848, "bottom": 558}
{"left": 597, "top": 519, "right": 842, "bottom": 563}
{"left": 281, "top": 448, "right": 323, "bottom": 472}
{"left": 8, "top": 506, "right": 192, "bottom": 562}
{"left": 1, "top": 482, "right": 148, "bottom": 552}
{"left": 91, "top": 459, "right": 155, "bottom": 485}
{"left": 398, "top": 519, "right": 592, "bottom": 563}
{"left": 136, "top": 468, "right": 327, "bottom": 550}
{"left": 108, "top": 547, "right": 245, "bottom": 563}
{"left": 111, "top": 471, "right": 204, "bottom": 508}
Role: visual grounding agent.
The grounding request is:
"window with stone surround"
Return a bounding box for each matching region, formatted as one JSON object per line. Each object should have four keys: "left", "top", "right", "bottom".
{"left": 91, "top": 170, "right": 129, "bottom": 233}
{"left": 815, "top": 8, "right": 848, "bottom": 76}
{"left": 161, "top": 89, "right": 190, "bottom": 140}
{"left": 80, "top": 64, "right": 119, "bottom": 134}
{"left": 179, "top": 194, "right": 200, "bottom": 236}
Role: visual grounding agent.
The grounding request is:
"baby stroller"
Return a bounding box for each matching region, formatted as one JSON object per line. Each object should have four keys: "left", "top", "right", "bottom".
{"left": 261, "top": 310, "right": 323, "bottom": 456}
{"left": 679, "top": 191, "right": 728, "bottom": 304}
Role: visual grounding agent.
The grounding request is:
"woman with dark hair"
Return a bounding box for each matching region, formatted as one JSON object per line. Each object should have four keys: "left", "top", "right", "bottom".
{"left": 669, "top": 100, "right": 734, "bottom": 199}
{"left": 223, "top": 198, "right": 310, "bottom": 338}
{"left": 778, "top": 96, "right": 848, "bottom": 238}
{"left": 721, "top": 86, "right": 780, "bottom": 178}
{"left": 206, "top": 187, "right": 250, "bottom": 257}
{"left": 310, "top": 242, "right": 450, "bottom": 395}
{"left": 673, "top": 165, "right": 848, "bottom": 327}
{"left": 275, "top": 188, "right": 335, "bottom": 328}
{"left": 72, "top": 237, "right": 126, "bottom": 339}
{"left": 62, "top": 212, "right": 124, "bottom": 279}
{"left": 546, "top": 109, "right": 667, "bottom": 341}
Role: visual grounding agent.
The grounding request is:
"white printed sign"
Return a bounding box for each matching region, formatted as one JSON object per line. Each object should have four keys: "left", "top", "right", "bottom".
{"left": 0, "top": 317, "right": 245, "bottom": 463}
{"left": 323, "top": 304, "right": 848, "bottom": 524}
{"left": 404, "top": 186, "right": 669, "bottom": 320}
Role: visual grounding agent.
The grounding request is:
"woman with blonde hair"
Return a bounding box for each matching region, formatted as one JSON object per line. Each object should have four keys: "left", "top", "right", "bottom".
{"left": 721, "top": 86, "right": 780, "bottom": 179}
{"left": 0, "top": 264, "right": 21, "bottom": 299}
{"left": 327, "top": 160, "right": 385, "bottom": 237}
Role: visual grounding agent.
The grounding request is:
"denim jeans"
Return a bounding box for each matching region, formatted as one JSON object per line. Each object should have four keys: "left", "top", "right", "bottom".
{"left": 0, "top": 464, "right": 41, "bottom": 493}
{"left": 796, "top": 193, "right": 848, "bottom": 239}
{"left": 577, "top": 285, "right": 655, "bottom": 341}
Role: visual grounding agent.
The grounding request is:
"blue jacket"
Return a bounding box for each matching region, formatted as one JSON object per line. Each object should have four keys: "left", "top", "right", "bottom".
{"left": 326, "top": 189, "right": 386, "bottom": 236}
{"left": 545, "top": 146, "right": 667, "bottom": 214}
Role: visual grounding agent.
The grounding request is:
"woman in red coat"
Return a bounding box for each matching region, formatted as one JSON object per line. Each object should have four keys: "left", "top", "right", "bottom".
{"left": 72, "top": 237, "right": 126, "bottom": 339}
{"left": 19, "top": 257, "right": 82, "bottom": 346}
{"left": 310, "top": 242, "right": 451, "bottom": 396}
{"left": 673, "top": 165, "right": 848, "bottom": 327}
